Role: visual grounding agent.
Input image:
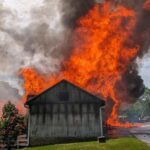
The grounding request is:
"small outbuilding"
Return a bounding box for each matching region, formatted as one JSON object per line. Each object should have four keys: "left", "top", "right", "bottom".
{"left": 25, "top": 80, "right": 105, "bottom": 146}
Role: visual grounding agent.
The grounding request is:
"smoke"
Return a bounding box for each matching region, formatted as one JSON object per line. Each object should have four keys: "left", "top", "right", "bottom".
{"left": 113, "top": 0, "right": 150, "bottom": 55}
{"left": 61, "top": 0, "right": 94, "bottom": 28}
{"left": 0, "top": 81, "right": 25, "bottom": 115}
{"left": 0, "top": 0, "right": 149, "bottom": 113}
{"left": 0, "top": 81, "right": 21, "bottom": 100}
{"left": 122, "top": 0, "right": 150, "bottom": 101}
{"left": 0, "top": 0, "right": 65, "bottom": 103}
{"left": 0, "top": 0, "right": 95, "bottom": 104}
{"left": 105, "top": 0, "right": 150, "bottom": 114}
{"left": 0, "top": 0, "right": 69, "bottom": 75}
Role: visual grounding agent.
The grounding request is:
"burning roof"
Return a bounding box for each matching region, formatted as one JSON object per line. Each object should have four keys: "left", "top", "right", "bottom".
{"left": 25, "top": 79, "right": 105, "bottom": 106}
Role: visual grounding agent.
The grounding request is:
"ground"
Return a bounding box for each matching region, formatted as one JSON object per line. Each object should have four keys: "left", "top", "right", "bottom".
{"left": 23, "top": 138, "right": 150, "bottom": 150}
{"left": 130, "top": 122, "right": 150, "bottom": 146}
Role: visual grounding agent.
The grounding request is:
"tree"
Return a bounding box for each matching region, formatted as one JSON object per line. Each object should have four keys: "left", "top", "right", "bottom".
{"left": 140, "top": 88, "right": 150, "bottom": 117}
{"left": 123, "top": 87, "right": 150, "bottom": 122}
{"left": 0, "top": 101, "right": 26, "bottom": 140}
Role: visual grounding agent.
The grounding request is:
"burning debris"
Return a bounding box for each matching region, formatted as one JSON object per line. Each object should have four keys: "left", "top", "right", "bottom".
{"left": 0, "top": 0, "right": 150, "bottom": 127}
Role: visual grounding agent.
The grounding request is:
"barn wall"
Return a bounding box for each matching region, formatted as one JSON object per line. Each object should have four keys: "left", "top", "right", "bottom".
{"left": 30, "top": 103, "right": 101, "bottom": 137}
{"left": 29, "top": 103, "right": 102, "bottom": 145}
{"left": 28, "top": 81, "right": 104, "bottom": 145}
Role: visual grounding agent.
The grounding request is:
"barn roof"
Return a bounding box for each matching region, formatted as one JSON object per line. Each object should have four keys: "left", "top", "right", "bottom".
{"left": 25, "top": 79, "right": 105, "bottom": 106}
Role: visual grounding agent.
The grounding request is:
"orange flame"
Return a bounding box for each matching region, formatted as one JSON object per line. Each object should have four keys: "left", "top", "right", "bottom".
{"left": 20, "top": 3, "right": 140, "bottom": 127}
{"left": 143, "top": 0, "right": 150, "bottom": 10}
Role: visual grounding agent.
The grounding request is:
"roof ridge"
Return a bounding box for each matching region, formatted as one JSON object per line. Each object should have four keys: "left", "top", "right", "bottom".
{"left": 25, "top": 79, "right": 105, "bottom": 106}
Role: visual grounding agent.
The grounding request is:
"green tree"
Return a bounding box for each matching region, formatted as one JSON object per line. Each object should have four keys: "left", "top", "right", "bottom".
{"left": 139, "top": 88, "right": 150, "bottom": 117}
{"left": 123, "top": 87, "right": 150, "bottom": 122}
{"left": 0, "top": 101, "right": 26, "bottom": 139}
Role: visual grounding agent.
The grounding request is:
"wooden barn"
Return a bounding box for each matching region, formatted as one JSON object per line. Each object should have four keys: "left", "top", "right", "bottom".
{"left": 25, "top": 80, "right": 105, "bottom": 146}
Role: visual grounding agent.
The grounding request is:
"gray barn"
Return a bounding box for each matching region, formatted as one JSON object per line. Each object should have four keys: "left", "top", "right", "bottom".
{"left": 25, "top": 80, "right": 105, "bottom": 146}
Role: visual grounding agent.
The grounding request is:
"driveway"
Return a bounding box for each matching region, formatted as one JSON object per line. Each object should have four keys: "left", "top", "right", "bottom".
{"left": 130, "top": 122, "right": 150, "bottom": 146}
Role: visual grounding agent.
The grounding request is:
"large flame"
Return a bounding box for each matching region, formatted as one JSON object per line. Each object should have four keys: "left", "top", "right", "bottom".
{"left": 20, "top": 3, "right": 140, "bottom": 127}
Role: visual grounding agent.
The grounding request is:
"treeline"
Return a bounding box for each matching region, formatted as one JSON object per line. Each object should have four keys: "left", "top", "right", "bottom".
{"left": 122, "top": 88, "right": 150, "bottom": 122}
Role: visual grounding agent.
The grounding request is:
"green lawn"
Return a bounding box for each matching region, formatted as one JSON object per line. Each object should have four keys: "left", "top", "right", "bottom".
{"left": 24, "top": 137, "right": 150, "bottom": 150}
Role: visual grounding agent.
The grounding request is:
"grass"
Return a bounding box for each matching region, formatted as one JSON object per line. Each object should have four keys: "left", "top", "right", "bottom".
{"left": 24, "top": 137, "right": 150, "bottom": 150}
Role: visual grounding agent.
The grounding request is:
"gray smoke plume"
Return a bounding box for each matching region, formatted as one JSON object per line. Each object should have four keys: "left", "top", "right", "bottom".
{"left": 0, "top": 81, "right": 21, "bottom": 100}
{"left": 0, "top": 0, "right": 66, "bottom": 103}
{"left": 0, "top": 0, "right": 70, "bottom": 75}
{"left": 0, "top": 80, "right": 24, "bottom": 114}
{"left": 0, "top": 0, "right": 95, "bottom": 104}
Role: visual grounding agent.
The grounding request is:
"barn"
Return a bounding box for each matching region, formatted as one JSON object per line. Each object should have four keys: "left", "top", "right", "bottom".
{"left": 25, "top": 80, "right": 105, "bottom": 146}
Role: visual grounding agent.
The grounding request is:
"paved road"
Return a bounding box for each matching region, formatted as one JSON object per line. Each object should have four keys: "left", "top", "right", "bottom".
{"left": 130, "top": 122, "right": 150, "bottom": 146}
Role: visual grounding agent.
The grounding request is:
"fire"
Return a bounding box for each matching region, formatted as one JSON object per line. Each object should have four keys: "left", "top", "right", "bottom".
{"left": 20, "top": 2, "right": 140, "bottom": 127}
{"left": 143, "top": 0, "right": 150, "bottom": 10}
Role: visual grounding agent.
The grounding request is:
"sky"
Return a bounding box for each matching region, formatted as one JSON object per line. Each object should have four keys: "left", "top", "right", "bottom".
{"left": 139, "top": 54, "right": 150, "bottom": 88}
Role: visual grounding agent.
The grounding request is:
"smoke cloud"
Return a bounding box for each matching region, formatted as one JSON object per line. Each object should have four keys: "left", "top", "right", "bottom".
{"left": 121, "top": 0, "right": 150, "bottom": 101}
{"left": 0, "top": 0, "right": 149, "bottom": 114}
{"left": 0, "top": 0, "right": 95, "bottom": 104}
{"left": 61, "top": 0, "right": 94, "bottom": 28}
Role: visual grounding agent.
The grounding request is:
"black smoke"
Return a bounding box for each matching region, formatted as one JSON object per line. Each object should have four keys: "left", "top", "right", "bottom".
{"left": 61, "top": 0, "right": 95, "bottom": 28}
{"left": 110, "top": 0, "right": 149, "bottom": 102}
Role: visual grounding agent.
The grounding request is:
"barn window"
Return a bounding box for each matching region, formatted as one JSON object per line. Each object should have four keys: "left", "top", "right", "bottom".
{"left": 59, "top": 91, "right": 69, "bottom": 101}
